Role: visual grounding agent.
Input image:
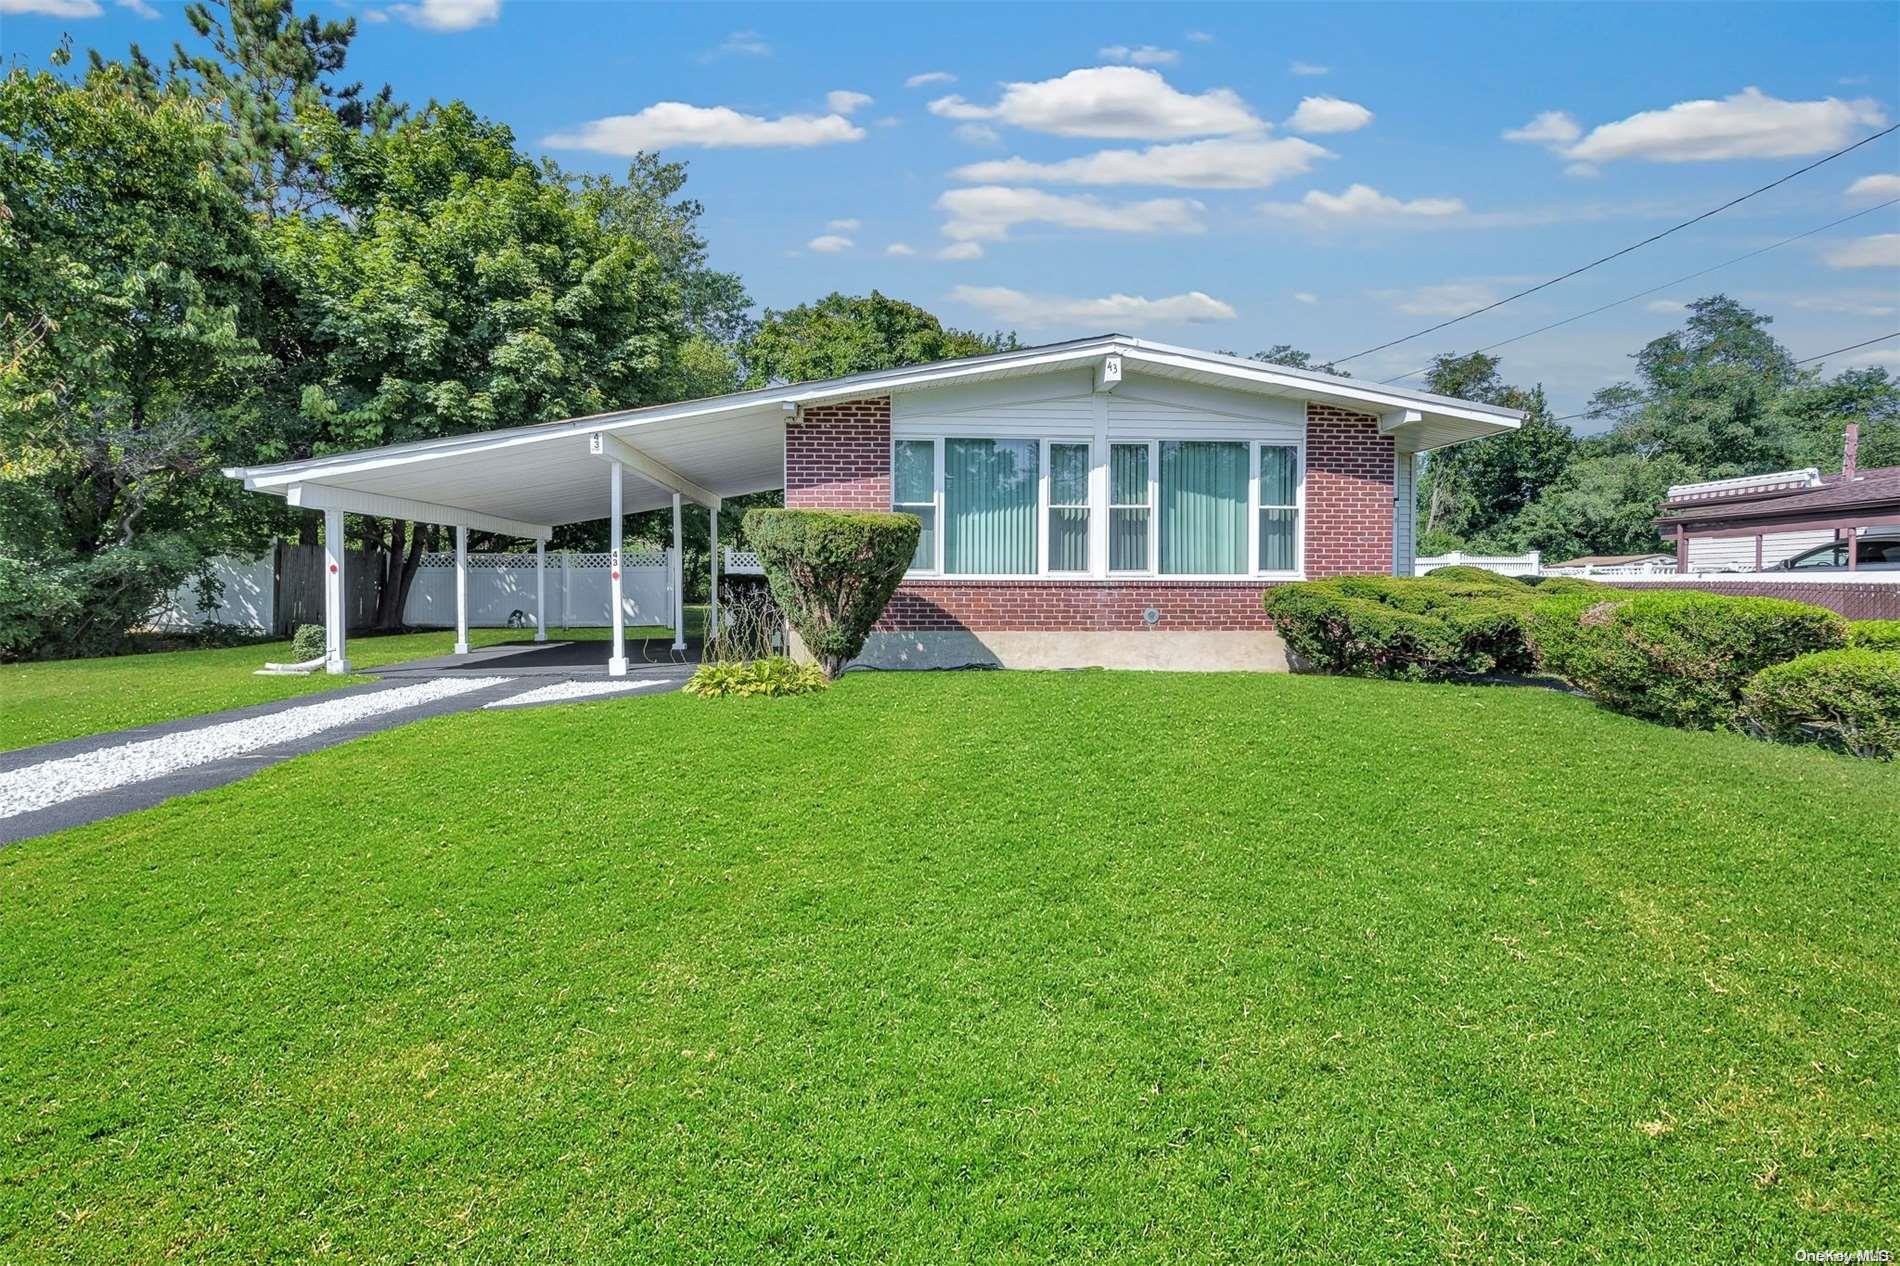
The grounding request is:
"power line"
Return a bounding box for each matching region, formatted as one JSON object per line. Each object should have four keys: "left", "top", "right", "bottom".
{"left": 1540, "top": 329, "right": 1900, "bottom": 427}
{"left": 1380, "top": 198, "right": 1900, "bottom": 385}
{"left": 1327, "top": 122, "right": 1900, "bottom": 367}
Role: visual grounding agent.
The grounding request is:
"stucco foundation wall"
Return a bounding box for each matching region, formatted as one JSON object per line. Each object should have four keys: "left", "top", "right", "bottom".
{"left": 850, "top": 629, "right": 1288, "bottom": 672}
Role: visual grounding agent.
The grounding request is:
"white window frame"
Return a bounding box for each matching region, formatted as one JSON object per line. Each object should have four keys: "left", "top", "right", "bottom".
{"left": 891, "top": 437, "right": 942, "bottom": 576}
{"left": 1042, "top": 439, "right": 1092, "bottom": 576}
{"left": 893, "top": 430, "right": 1304, "bottom": 581}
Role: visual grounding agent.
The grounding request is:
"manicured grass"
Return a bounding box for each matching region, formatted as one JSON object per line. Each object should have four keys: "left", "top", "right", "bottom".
{"left": 2, "top": 672, "right": 1894, "bottom": 1261}
{"left": 0, "top": 611, "right": 699, "bottom": 753}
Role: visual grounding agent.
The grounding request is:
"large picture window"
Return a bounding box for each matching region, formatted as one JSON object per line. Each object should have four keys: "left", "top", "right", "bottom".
{"left": 894, "top": 430, "right": 1301, "bottom": 579}
{"left": 944, "top": 437, "right": 1038, "bottom": 575}
{"left": 1159, "top": 441, "right": 1248, "bottom": 575}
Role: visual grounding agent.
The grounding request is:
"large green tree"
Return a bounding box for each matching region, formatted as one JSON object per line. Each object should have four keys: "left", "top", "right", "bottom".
{"left": 744, "top": 291, "right": 1014, "bottom": 387}
{"left": 1414, "top": 352, "right": 1574, "bottom": 546}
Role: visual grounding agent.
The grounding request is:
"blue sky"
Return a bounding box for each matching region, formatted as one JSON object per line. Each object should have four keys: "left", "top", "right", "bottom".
{"left": 5, "top": 0, "right": 1898, "bottom": 421}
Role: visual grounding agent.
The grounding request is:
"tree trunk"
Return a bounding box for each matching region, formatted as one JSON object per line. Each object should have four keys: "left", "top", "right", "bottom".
{"left": 373, "top": 517, "right": 408, "bottom": 630}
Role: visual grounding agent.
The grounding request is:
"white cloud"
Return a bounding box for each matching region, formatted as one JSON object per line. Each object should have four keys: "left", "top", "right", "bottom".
{"left": 937, "top": 242, "right": 984, "bottom": 261}
{"left": 951, "top": 284, "right": 1237, "bottom": 327}
{"left": 826, "top": 90, "right": 873, "bottom": 116}
{"left": 1644, "top": 299, "right": 1689, "bottom": 315}
{"left": 1566, "top": 88, "right": 1887, "bottom": 163}
{"left": 1186, "top": 30, "right": 1214, "bottom": 43}
{"left": 885, "top": 243, "right": 917, "bottom": 256}
{"left": 1791, "top": 294, "right": 1896, "bottom": 317}
{"left": 1503, "top": 111, "right": 1582, "bottom": 145}
{"left": 1376, "top": 282, "right": 1504, "bottom": 317}
{"left": 928, "top": 66, "right": 1263, "bottom": 139}
{"left": 1843, "top": 348, "right": 1900, "bottom": 369}
{"left": 1847, "top": 173, "right": 1900, "bottom": 200}
{"left": 704, "top": 28, "right": 770, "bottom": 58}
{"left": 952, "top": 123, "right": 1002, "bottom": 146}
{"left": 115, "top": 0, "right": 158, "bottom": 17}
{"left": 826, "top": 218, "right": 862, "bottom": 231}
{"left": 0, "top": 0, "right": 101, "bottom": 13}
{"left": 807, "top": 234, "right": 854, "bottom": 253}
{"left": 1289, "top": 61, "right": 1329, "bottom": 77}
{"left": 391, "top": 0, "right": 498, "bottom": 31}
{"left": 906, "top": 71, "right": 957, "bottom": 89}
{"left": 952, "top": 136, "right": 1331, "bottom": 189}
{"left": 1293, "top": 292, "right": 1319, "bottom": 304}
{"left": 937, "top": 186, "right": 1206, "bottom": 243}
{"left": 1563, "top": 162, "right": 1601, "bottom": 179}
{"left": 1260, "top": 183, "right": 1466, "bottom": 224}
{"left": 1824, "top": 234, "right": 1900, "bottom": 269}
{"left": 1285, "top": 96, "right": 1373, "bottom": 135}
{"left": 545, "top": 103, "right": 865, "bottom": 152}
{"left": 1099, "top": 44, "right": 1180, "bottom": 66}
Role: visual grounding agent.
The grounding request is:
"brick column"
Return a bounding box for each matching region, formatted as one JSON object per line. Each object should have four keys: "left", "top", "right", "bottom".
{"left": 1304, "top": 403, "right": 1396, "bottom": 576}
{"left": 785, "top": 397, "right": 892, "bottom": 509}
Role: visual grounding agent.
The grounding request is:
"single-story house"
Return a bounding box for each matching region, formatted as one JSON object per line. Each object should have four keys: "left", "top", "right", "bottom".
{"left": 225, "top": 335, "right": 1522, "bottom": 674}
{"left": 1544, "top": 552, "right": 1676, "bottom": 576}
{"left": 1655, "top": 429, "right": 1900, "bottom": 573}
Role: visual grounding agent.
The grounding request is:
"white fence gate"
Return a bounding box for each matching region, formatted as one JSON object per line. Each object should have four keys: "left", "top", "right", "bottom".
{"left": 403, "top": 550, "right": 674, "bottom": 630}
{"left": 1415, "top": 550, "right": 1542, "bottom": 578}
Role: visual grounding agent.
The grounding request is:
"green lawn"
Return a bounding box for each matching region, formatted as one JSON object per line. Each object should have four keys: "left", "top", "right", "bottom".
{"left": 2, "top": 671, "right": 1894, "bottom": 1261}
{"left": 0, "top": 613, "right": 697, "bottom": 753}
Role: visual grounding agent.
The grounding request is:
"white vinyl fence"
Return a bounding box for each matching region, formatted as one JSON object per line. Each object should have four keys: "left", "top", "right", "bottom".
{"left": 402, "top": 550, "right": 673, "bottom": 630}
{"left": 1545, "top": 559, "right": 1679, "bottom": 578}
{"left": 1415, "top": 550, "right": 1542, "bottom": 578}
{"left": 148, "top": 554, "right": 279, "bottom": 632}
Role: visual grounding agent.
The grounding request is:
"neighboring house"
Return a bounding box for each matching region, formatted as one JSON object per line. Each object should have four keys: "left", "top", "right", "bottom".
{"left": 1654, "top": 432, "right": 1900, "bottom": 574}
{"left": 226, "top": 335, "right": 1522, "bottom": 674}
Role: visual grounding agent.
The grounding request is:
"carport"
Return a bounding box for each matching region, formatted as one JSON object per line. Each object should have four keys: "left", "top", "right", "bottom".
{"left": 225, "top": 388, "right": 794, "bottom": 676}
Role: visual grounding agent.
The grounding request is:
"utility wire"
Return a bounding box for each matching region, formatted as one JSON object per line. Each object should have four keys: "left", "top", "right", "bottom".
{"left": 1380, "top": 198, "right": 1900, "bottom": 384}
{"left": 1327, "top": 122, "right": 1900, "bottom": 367}
{"left": 1540, "top": 330, "right": 1900, "bottom": 427}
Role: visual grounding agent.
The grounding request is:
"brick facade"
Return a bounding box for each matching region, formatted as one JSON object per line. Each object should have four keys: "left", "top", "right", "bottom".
{"left": 783, "top": 395, "right": 1402, "bottom": 633}
{"left": 1303, "top": 403, "right": 1396, "bottom": 578}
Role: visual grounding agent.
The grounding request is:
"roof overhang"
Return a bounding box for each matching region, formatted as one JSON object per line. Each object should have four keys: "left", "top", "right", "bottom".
{"left": 224, "top": 335, "right": 1523, "bottom": 532}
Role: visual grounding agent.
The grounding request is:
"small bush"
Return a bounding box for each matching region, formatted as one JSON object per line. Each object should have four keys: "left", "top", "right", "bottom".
{"left": 1846, "top": 619, "right": 1900, "bottom": 651}
{"left": 1264, "top": 575, "right": 1538, "bottom": 680}
{"left": 685, "top": 655, "right": 828, "bottom": 698}
{"left": 744, "top": 508, "right": 919, "bottom": 679}
{"left": 1741, "top": 649, "right": 1900, "bottom": 760}
{"left": 1416, "top": 564, "right": 1531, "bottom": 591}
{"left": 0, "top": 537, "right": 201, "bottom": 662}
{"left": 290, "top": 624, "right": 327, "bottom": 661}
{"left": 1525, "top": 576, "right": 1627, "bottom": 596}
{"left": 1526, "top": 591, "right": 1848, "bottom": 730}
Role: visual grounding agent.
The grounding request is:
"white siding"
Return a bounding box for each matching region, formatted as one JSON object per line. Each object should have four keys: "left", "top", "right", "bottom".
{"left": 1687, "top": 529, "right": 1834, "bottom": 571}
{"left": 892, "top": 371, "right": 1303, "bottom": 444}
{"left": 1393, "top": 453, "right": 1416, "bottom": 577}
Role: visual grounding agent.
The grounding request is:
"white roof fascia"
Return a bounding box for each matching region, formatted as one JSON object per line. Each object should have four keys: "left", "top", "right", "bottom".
{"left": 589, "top": 431, "right": 721, "bottom": 510}
{"left": 285, "top": 482, "right": 554, "bottom": 540}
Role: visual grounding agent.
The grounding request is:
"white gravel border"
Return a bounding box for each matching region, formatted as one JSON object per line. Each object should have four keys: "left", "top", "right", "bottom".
{"left": 0, "top": 677, "right": 510, "bottom": 820}
{"left": 483, "top": 679, "right": 664, "bottom": 709}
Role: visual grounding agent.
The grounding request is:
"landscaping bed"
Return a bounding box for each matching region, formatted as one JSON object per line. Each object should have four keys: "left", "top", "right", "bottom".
{"left": 2, "top": 671, "right": 1894, "bottom": 1261}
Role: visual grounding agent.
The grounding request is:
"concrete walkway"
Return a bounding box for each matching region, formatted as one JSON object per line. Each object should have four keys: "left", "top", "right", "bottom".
{"left": 0, "top": 645, "right": 695, "bottom": 846}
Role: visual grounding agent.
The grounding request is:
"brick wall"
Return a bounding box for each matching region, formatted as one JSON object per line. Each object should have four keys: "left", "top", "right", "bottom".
{"left": 1614, "top": 578, "right": 1900, "bottom": 621}
{"left": 1304, "top": 403, "right": 1395, "bottom": 578}
{"left": 785, "top": 397, "right": 891, "bottom": 509}
{"left": 783, "top": 393, "right": 1400, "bottom": 633}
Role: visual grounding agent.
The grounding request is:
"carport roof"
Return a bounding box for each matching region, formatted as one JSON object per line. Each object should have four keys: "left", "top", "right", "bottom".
{"left": 225, "top": 334, "right": 1524, "bottom": 537}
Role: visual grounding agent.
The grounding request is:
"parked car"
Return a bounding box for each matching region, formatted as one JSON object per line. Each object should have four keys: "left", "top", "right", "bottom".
{"left": 1770, "top": 532, "right": 1900, "bottom": 571}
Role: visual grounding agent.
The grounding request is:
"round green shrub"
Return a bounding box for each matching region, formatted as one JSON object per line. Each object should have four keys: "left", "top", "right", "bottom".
{"left": 1416, "top": 564, "right": 1531, "bottom": 591}
{"left": 1526, "top": 591, "right": 1849, "bottom": 730}
{"left": 1846, "top": 619, "right": 1900, "bottom": 651}
{"left": 290, "top": 623, "right": 327, "bottom": 661}
{"left": 1526, "top": 576, "right": 1627, "bottom": 596}
{"left": 1264, "top": 575, "right": 1537, "bottom": 680}
{"left": 1741, "top": 649, "right": 1900, "bottom": 760}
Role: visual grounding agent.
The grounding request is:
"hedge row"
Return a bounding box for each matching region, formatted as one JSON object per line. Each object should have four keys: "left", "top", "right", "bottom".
{"left": 1741, "top": 649, "right": 1900, "bottom": 760}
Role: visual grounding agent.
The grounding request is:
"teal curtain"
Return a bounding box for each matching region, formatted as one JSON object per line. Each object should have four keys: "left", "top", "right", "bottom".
{"left": 1258, "top": 445, "right": 1297, "bottom": 572}
{"left": 1160, "top": 441, "right": 1247, "bottom": 574}
{"left": 945, "top": 438, "right": 1037, "bottom": 574}
{"left": 1109, "top": 443, "right": 1149, "bottom": 571}
{"left": 1048, "top": 442, "right": 1089, "bottom": 572}
{"left": 893, "top": 439, "right": 936, "bottom": 569}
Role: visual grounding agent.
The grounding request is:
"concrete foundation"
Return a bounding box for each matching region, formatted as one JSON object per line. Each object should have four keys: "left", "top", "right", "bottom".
{"left": 794, "top": 629, "right": 1289, "bottom": 673}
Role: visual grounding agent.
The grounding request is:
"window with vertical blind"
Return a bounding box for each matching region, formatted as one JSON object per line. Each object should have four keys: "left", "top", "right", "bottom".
{"left": 894, "top": 433, "right": 1301, "bottom": 578}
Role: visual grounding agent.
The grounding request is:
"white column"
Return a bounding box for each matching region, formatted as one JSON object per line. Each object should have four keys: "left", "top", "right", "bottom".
{"left": 707, "top": 506, "right": 720, "bottom": 641}
{"left": 533, "top": 538, "right": 548, "bottom": 642}
{"left": 671, "top": 492, "right": 686, "bottom": 651}
{"left": 608, "top": 460, "right": 627, "bottom": 676}
{"left": 322, "top": 507, "right": 350, "bottom": 674}
{"left": 453, "top": 524, "right": 470, "bottom": 655}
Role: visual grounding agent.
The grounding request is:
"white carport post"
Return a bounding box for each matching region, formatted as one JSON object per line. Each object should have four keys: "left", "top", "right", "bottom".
{"left": 534, "top": 538, "right": 548, "bottom": 642}
{"left": 707, "top": 506, "right": 720, "bottom": 642}
{"left": 322, "top": 507, "right": 349, "bottom": 674}
{"left": 608, "top": 459, "right": 628, "bottom": 677}
{"left": 671, "top": 492, "right": 686, "bottom": 651}
{"left": 453, "top": 524, "right": 470, "bottom": 655}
